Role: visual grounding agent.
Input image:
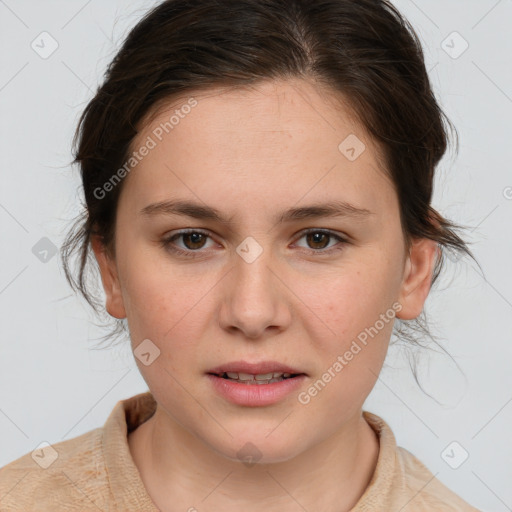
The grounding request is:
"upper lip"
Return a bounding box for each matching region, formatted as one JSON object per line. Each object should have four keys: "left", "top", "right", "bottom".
{"left": 207, "top": 360, "right": 306, "bottom": 376}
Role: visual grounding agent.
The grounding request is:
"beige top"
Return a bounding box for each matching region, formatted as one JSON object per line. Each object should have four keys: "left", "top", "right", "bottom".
{"left": 0, "top": 391, "right": 480, "bottom": 511}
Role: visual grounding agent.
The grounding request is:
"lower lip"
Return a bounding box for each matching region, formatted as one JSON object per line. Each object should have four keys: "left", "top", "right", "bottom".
{"left": 206, "top": 374, "right": 307, "bottom": 406}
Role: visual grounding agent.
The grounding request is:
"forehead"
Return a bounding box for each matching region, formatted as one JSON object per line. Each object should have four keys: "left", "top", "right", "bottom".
{"left": 121, "top": 78, "right": 395, "bottom": 218}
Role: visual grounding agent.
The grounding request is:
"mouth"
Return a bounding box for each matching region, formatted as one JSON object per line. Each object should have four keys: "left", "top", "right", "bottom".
{"left": 208, "top": 371, "right": 305, "bottom": 385}
{"left": 206, "top": 360, "right": 307, "bottom": 385}
{"left": 205, "top": 362, "right": 308, "bottom": 406}
{"left": 207, "top": 361, "right": 307, "bottom": 386}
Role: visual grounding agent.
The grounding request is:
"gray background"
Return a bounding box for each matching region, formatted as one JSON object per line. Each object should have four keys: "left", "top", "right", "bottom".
{"left": 0, "top": 0, "right": 511, "bottom": 509}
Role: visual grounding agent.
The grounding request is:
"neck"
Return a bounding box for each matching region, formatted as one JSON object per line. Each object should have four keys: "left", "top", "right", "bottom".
{"left": 128, "top": 406, "right": 380, "bottom": 512}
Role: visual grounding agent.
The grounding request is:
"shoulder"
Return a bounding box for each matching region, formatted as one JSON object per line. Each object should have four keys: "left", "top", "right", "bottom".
{"left": 361, "top": 411, "right": 481, "bottom": 512}
{"left": 0, "top": 427, "right": 110, "bottom": 511}
{"left": 394, "top": 445, "right": 481, "bottom": 512}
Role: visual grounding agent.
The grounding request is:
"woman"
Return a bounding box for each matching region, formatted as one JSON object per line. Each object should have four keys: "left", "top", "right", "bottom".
{"left": 0, "top": 0, "right": 481, "bottom": 510}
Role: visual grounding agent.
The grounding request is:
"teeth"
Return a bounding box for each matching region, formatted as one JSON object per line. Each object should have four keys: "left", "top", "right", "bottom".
{"left": 222, "top": 371, "right": 292, "bottom": 381}
{"left": 238, "top": 372, "right": 257, "bottom": 381}
{"left": 255, "top": 373, "right": 275, "bottom": 381}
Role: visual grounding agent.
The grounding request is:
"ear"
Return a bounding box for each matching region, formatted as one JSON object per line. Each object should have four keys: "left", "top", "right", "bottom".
{"left": 90, "top": 235, "right": 127, "bottom": 319}
{"left": 396, "top": 238, "right": 440, "bottom": 320}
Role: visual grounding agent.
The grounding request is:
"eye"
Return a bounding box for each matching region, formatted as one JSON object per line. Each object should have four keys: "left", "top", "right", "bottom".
{"left": 160, "top": 228, "right": 349, "bottom": 259}
{"left": 160, "top": 229, "right": 216, "bottom": 258}
{"left": 293, "top": 229, "right": 348, "bottom": 255}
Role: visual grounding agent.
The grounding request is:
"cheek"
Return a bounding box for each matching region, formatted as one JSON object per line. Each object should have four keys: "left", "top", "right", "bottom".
{"left": 309, "top": 264, "right": 397, "bottom": 337}
{"left": 299, "top": 272, "right": 395, "bottom": 420}
{"left": 121, "top": 265, "right": 211, "bottom": 404}
{"left": 299, "top": 260, "right": 399, "bottom": 377}
{"left": 118, "top": 252, "right": 212, "bottom": 352}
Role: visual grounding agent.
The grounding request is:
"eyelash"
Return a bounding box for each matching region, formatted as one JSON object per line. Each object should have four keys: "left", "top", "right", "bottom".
{"left": 160, "top": 228, "right": 349, "bottom": 259}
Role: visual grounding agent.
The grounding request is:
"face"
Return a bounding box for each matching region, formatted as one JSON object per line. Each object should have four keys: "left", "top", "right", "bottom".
{"left": 93, "top": 78, "right": 437, "bottom": 463}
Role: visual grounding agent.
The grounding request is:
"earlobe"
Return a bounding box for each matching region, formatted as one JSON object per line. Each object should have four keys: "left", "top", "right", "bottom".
{"left": 396, "top": 238, "right": 440, "bottom": 320}
{"left": 90, "top": 235, "right": 127, "bottom": 319}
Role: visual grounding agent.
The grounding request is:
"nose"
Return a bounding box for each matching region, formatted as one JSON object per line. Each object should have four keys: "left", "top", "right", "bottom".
{"left": 218, "top": 245, "right": 292, "bottom": 339}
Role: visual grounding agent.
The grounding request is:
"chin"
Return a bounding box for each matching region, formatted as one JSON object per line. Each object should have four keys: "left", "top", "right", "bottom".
{"left": 205, "top": 429, "right": 305, "bottom": 466}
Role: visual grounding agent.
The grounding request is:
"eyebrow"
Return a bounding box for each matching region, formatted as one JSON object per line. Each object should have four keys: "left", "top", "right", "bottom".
{"left": 140, "top": 199, "right": 374, "bottom": 224}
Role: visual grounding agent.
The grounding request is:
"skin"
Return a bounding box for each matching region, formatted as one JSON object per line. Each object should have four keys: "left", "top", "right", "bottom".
{"left": 92, "top": 77, "right": 438, "bottom": 512}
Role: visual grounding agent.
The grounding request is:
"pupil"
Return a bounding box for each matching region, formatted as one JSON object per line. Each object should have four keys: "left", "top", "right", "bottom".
{"left": 308, "top": 232, "right": 328, "bottom": 249}
{"left": 185, "top": 232, "right": 205, "bottom": 250}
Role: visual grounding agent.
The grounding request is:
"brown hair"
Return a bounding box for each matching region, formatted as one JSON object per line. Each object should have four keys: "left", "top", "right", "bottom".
{"left": 61, "top": 0, "right": 480, "bottom": 391}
